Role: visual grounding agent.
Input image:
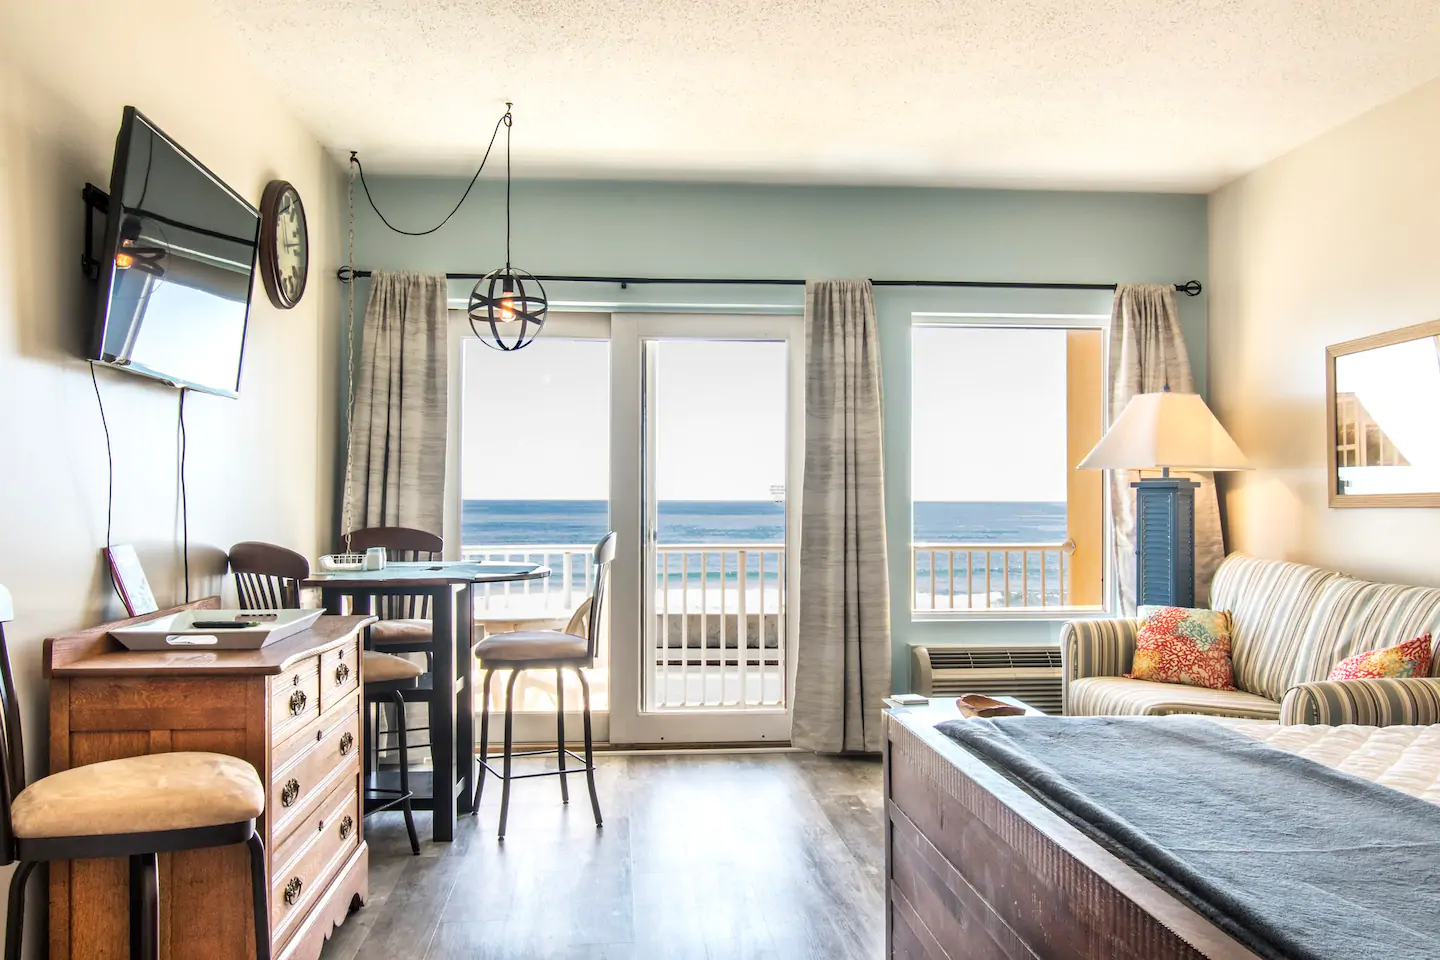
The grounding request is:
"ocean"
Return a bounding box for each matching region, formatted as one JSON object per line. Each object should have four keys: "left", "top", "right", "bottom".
{"left": 462, "top": 499, "right": 1066, "bottom": 546}
{"left": 464, "top": 499, "right": 1069, "bottom": 608}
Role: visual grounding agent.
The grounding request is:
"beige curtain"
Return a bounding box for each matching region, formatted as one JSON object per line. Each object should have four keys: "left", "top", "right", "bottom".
{"left": 1107, "top": 284, "right": 1224, "bottom": 613}
{"left": 342, "top": 271, "right": 449, "bottom": 540}
{"left": 793, "top": 280, "right": 892, "bottom": 754}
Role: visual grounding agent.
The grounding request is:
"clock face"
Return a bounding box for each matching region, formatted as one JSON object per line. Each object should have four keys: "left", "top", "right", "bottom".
{"left": 260, "top": 180, "right": 308, "bottom": 309}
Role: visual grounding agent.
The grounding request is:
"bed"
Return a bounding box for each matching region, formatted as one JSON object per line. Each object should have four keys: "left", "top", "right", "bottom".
{"left": 883, "top": 704, "right": 1440, "bottom": 960}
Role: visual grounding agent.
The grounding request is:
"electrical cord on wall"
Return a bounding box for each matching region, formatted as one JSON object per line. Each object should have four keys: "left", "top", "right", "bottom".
{"left": 178, "top": 387, "right": 190, "bottom": 603}
{"left": 351, "top": 107, "right": 507, "bottom": 236}
{"left": 89, "top": 361, "right": 124, "bottom": 604}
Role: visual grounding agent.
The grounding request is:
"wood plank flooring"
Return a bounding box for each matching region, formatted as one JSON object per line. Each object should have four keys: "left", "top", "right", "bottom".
{"left": 320, "top": 753, "right": 885, "bottom": 959}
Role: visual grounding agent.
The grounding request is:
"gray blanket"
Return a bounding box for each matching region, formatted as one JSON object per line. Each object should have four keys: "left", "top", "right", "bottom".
{"left": 935, "top": 716, "right": 1440, "bottom": 960}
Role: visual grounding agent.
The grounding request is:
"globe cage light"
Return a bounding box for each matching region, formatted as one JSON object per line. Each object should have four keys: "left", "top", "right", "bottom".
{"left": 467, "top": 267, "right": 548, "bottom": 351}
{"left": 467, "top": 103, "right": 548, "bottom": 351}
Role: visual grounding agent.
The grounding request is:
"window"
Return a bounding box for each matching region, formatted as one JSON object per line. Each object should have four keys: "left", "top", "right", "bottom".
{"left": 910, "top": 319, "right": 1106, "bottom": 614}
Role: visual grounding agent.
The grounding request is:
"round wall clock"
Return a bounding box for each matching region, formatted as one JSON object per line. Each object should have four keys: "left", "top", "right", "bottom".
{"left": 258, "top": 180, "right": 309, "bottom": 309}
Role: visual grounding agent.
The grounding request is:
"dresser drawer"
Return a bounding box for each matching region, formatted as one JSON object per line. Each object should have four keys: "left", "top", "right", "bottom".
{"left": 271, "top": 700, "right": 360, "bottom": 841}
{"left": 269, "top": 656, "right": 321, "bottom": 742}
{"left": 321, "top": 640, "right": 360, "bottom": 712}
{"left": 271, "top": 777, "right": 360, "bottom": 940}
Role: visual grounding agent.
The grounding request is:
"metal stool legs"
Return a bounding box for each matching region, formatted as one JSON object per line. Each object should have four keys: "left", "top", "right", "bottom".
{"left": 578, "top": 668, "right": 603, "bottom": 828}
{"left": 472, "top": 665, "right": 603, "bottom": 840}
{"left": 474, "top": 669, "right": 495, "bottom": 810}
{"left": 246, "top": 832, "right": 272, "bottom": 960}
{"left": 556, "top": 668, "right": 569, "bottom": 804}
{"left": 4, "top": 861, "right": 37, "bottom": 960}
{"left": 363, "top": 685, "right": 421, "bottom": 856}
{"left": 3, "top": 835, "right": 269, "bottom": 960}
{"left": 497, "top": 670, "right": 521, "bottom": 840}
{"left": 129, "top": 852, "right": 159, "bottom": 959}
{"left": 390, "top": 690, "right": 421, "bottom": 855}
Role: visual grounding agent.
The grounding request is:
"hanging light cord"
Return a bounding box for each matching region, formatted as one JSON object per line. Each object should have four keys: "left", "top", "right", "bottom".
{"left": 352, "top": 106, "right": 509, "bottom": 236}
{"left": 504, "top": 103, "right": 513, "bottom": 268}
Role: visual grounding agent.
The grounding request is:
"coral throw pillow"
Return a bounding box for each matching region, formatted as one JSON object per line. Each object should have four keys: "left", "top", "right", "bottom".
{"left": 1327, "top": 634, "right": 1433, "bottom": 681}
{"left": 1125, "top": 606, "right": 1236, "bottom": 691}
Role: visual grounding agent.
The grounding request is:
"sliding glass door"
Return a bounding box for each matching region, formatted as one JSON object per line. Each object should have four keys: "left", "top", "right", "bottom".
{"left": 459, "top": 311, "right": 802, "bottom": 746}
{"left": 608, "top": 314, "right": 803, "bottom": 744}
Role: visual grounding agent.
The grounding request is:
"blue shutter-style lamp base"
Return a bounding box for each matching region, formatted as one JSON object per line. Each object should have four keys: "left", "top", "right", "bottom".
{"left": 1133, "top": 476, "right": 1199, "bottom": 608}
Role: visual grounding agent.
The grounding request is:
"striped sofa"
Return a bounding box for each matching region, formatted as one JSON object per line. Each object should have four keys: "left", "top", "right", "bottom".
{"left": 1062, "top": 553, "right": 1440, "bottom": 725}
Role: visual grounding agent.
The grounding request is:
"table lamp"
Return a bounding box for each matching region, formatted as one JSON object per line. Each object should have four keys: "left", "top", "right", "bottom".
{"left": 1080, "top": 389, "right": 1250, "bottom": 607}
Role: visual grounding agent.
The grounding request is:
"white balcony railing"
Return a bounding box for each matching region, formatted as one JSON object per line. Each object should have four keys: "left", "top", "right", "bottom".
{"left": 462, "top": 542, "right": 788, "bottom": 712}
{"left": 912, "top": 541, "right": 1076, "bottom": 611}
{"left": 652, "top": 544, "right": 786, "bottom": 711}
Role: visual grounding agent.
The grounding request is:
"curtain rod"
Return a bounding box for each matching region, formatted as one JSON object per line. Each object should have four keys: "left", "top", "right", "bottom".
{"left": 334, "top": 267, "right": 1202, "bottom": 297}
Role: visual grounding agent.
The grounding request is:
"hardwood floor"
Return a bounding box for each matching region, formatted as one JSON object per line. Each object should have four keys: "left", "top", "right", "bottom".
{"left": 321, "top": 753, "right": 885, "bottom": 959}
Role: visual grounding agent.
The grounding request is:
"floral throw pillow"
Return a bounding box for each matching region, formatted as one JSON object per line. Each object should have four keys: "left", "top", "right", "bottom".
{"left": 1125, "top": 606, "right": 1236, "bottom": 691}
{"left": 1328, "top": 634, "right": 1433, "bottom": 681}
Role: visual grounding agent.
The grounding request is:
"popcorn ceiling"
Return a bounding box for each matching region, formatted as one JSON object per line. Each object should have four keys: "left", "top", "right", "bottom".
{"left": 204, "top": 0, "right": 1440, "bottom": 190}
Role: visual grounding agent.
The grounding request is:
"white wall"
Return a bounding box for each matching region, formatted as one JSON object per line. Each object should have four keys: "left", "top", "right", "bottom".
{"left": 1209, "top": 75, "right": 1440, "bottom": 585}
{"left": 0, "top": 0, "right": 340, "bottom": 856}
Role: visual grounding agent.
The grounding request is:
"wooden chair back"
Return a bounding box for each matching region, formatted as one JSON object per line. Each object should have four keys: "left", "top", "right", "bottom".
{"left": 339, "top": 527, "right": 443, "bottom": 620}
{"left": 341, "top": 527, "right": 443, "bottom": 562}
{"left": 229, "top": 541, "right": 309, "bottom": 610}
{"left": 0, "top": 585, "right": 24, "bottom": 864}
{"left": 584, "top": 533, "right": 616, "bottom": 660}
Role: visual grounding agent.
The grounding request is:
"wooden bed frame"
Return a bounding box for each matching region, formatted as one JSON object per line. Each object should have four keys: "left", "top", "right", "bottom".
{"left": 883, "top": 707, "right": 1264, "bottom": 960}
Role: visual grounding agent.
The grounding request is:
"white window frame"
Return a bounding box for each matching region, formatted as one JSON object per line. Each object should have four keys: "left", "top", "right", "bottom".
{"left": 908, "top": 312, "right": 1114, "bottom": 622}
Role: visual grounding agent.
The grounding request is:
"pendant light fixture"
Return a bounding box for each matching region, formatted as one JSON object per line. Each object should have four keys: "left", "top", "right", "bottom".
{"left": 468, "top": 103, "right": 548, "bottom": 351}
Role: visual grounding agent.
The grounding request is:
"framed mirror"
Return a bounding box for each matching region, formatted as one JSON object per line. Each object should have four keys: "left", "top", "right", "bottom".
{"left": 1327, "top": 318, "right": 1440, "bottom": 507}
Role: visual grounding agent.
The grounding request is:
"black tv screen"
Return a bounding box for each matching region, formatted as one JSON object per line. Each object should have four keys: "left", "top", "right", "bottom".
{"left": 91, "top": 107, "right": 259, "bottom": 397}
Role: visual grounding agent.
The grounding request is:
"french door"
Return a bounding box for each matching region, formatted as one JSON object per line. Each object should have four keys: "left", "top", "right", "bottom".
{"left": 458, "top": 311, "right": 802, "bottom": 746}
{"left": 608, "top": 314, "right": 803, "bottom": 744}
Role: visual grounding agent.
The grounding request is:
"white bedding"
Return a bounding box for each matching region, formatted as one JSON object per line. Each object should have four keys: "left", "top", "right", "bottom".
{"left": 1211, "top": 719, "right": 1440, "bottom": 804}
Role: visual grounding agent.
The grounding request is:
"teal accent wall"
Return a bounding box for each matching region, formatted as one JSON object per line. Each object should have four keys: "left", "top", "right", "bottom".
{"left": 346, "top": 177, "right": 1208, "bottom": 690}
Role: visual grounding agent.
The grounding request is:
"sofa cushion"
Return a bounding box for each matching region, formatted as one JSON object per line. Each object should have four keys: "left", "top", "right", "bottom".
{"left": 1067, "top": 677, "right": 1281, "bottom": 720}
{"left": 1209, "top": 553, "right": 1341, "bottom": 701}
{"left": 1289, "top": 578, "right": 1440, "bottom": 688}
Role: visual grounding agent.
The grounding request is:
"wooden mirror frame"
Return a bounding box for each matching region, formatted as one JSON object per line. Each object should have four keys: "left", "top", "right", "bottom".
{"left": 1326, "top": 317, "right": 1440, "bottom": 508}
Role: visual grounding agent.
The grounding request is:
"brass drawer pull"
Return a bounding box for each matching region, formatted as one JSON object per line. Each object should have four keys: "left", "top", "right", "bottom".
{"left": 339, "top": 732, "right": 355, "bottom": 757}
{"left": 339, "top": 815, "right": 355, "bottom": 841}
{"left": 281, "top": 778, "right": 300, "bottom": 807}
{"left": 289, "top": 690, "right": 308, "bottom": 716}
{"left": 283, "top": 876, "right": 303, "bottom": 906}
{"left": 334, "top": 662, "right": 351, "bottom": 686}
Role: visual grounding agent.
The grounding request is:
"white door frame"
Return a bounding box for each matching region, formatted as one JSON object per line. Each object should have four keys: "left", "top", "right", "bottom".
{"left": 449, "top": 310, "right": 615, "bottom": 744}
{"left": 608, "top": 313, "right": 805, "bottom": 745}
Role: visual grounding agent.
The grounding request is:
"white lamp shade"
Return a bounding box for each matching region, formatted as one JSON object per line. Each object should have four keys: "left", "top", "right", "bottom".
{"left": 1080, "top": 391, "right": 1251, "bottom": 472}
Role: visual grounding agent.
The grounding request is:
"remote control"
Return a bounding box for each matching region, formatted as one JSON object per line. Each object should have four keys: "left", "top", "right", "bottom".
{"left": 191, "top": 620, "right": 260, "bottom": 629}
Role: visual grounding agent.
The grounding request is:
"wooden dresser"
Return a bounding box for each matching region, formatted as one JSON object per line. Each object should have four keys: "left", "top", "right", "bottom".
{"left": 43, "top": 599, "right": 374, "bottom": 960}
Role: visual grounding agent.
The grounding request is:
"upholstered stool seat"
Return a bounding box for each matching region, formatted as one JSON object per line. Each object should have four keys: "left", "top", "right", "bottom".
{"left": 363, "top": 651, "right": 424, "bottom": 684}
{"left": 11, "top": 752, "right": 264, "bottom": 840}
{"left": 475, "top": 631, "right": 588, "bottom": 664}
{"left": 0, "top": 580, "right": 269, "bottom": 960}
{"left": 369, "top": 618, "right": 432, "bottom": 644}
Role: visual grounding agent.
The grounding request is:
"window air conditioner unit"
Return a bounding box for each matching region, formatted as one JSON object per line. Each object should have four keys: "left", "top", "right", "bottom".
{"left": 910, "top": 645, "right": 1064, "bottom": 715}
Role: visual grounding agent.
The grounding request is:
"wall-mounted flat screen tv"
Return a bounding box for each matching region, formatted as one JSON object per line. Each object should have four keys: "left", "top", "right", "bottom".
{"left": 90, "top": 107, "right": 259, "bottom": 397}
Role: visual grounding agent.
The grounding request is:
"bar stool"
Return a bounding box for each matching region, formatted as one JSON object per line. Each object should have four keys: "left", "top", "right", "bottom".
{"left": 362, "top": 651, "right": 422, "bottom": 855}
{"left": 339, "top": 527, "right": 443, "bottom": 657}
{"left": 228, "top": 542, "right": 422, "bottom": 857}
{"left": 471, "top": 533, "right": 614, "bottom": 839}
{"left": 0, "top": 585, "right": 269, "bottom": 960}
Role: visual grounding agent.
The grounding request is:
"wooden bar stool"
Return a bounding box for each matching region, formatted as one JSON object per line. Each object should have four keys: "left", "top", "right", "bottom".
{"left": 228, "top": 542, "right": 423, "bottom": 857}
{"left": 339, "top": 527, "right": 443, "bottom": 656}
{"left": 362, "top": 651, "right": 423, "bottom": 855}
{"left": 0, "top": 585, "right": 269, "bottom": 960}
{"left": 471, "top": 533, "right": 614, "bottom": 840}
